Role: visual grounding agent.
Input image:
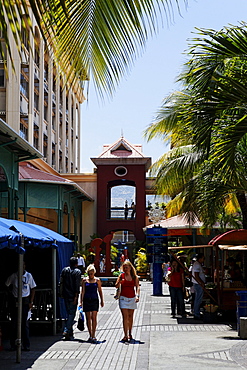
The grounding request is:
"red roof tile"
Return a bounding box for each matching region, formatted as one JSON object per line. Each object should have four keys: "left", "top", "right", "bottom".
{"left": 19, "top": 162, "right": 71, "bottom": 183}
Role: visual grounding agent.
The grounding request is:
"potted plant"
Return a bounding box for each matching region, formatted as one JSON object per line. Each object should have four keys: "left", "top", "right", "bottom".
{"left": 135, "top": 248, "right": 149, "bottom": 279}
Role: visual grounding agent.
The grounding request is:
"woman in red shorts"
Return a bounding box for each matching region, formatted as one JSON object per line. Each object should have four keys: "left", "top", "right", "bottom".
{"left": 115, "top": 261, "right": 140, "bottom": 342}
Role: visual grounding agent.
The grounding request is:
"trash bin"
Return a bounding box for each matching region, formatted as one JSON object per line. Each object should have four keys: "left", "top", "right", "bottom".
{"left": 236, "top": 291, "right": 247, "bottom": 335}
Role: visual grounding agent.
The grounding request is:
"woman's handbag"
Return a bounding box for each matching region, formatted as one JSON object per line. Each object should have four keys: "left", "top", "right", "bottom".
{"left": 114, "top": 273, "right": 122, "bottom": 299}
{"left": 184, "top": 277, "right": 193, "bottom": 287}
{"left": 165, "top": 274, "right": 171, "bottom": 283}
{"left": 114, "top": 284, "right": 121, "bottom": 300}
{"left": 77, "top": 306, "right": 85, "bottom": 331}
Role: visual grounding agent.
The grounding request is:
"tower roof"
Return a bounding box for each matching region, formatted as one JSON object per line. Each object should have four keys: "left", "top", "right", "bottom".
{"left": 91, "top": 137, "right": 151, "bottom": 170}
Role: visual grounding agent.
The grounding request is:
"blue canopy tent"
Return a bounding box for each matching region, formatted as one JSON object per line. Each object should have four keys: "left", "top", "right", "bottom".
{"left": 0, "top": 225, "right": 21, "bottom": 251}
{"left": 0, "top": 217, "right": 75, "bottom": 355}
{"left": 0, "top": 217, "right": 74, "bottom": 270}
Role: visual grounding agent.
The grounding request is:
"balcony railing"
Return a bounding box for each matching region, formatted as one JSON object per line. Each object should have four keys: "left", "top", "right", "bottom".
{"left": 108, "top": 207, "right": 136, "bottom": 220}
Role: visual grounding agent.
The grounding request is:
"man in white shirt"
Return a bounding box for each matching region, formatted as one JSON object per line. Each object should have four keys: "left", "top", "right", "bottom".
{"left": 77, "top": 253, "right": 85, "bottom": 274}
{"left": 5, "top": 262, "right": 36, "bottom": 351}
{"left": 191, "top": 253, "right": 205, "bottom": 320}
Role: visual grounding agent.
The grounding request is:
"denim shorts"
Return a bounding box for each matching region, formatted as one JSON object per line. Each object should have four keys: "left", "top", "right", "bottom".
{"left": 119, "top": 296, "right": 137, "bottom": 310}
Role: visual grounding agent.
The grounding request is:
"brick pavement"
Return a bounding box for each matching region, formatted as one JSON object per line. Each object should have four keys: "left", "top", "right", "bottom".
{"left": 0, "top": 282, "right": 247, "bottom": 369}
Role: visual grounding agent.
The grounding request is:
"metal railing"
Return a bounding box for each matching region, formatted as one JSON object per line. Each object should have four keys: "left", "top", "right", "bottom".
{"left": 108, "top": 207, "right": 136, "bottom": 220}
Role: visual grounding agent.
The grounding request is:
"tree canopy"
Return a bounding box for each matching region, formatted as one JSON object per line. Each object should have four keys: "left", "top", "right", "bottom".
{"left": 145, "top": 24, "right": 247, "bottom": 229}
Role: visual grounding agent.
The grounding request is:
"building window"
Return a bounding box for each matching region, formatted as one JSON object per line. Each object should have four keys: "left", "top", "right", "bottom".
{"left": 0, "top": 69, "right": 4, "bottom": 87}
{"left": 114, "top": 166, "right": 128, "bottom": 177}
{"left": 21, "top": 25, "right": 29, "bottom": 51}
{"left": 43, "top": 133, "right": 48, "bottom": 157}
{"left": 34, "top": 123, "right": 39, "bottom": 149}
{"left": 20, "top": 73, "right": 29, "bottom": 98}
{"left": 20, "top": 121, "right": 28, "bottom": 140}
{"left": 44, "top": 103, "right": 48, "bottom": 122}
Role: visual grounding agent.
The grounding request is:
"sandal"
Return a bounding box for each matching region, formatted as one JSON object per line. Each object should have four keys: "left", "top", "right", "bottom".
{"left": 121, "top": 336, "right": 128, "bottom": 342}
{"left": 128, "top": 334, "right": 133, "bottom": 341}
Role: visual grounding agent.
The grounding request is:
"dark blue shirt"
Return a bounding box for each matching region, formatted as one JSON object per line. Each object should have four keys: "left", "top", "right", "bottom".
{"left": 60, "top": 266, "right": 81, "bottom": 300}
{"left": 84, "top": 281, "right": 98, "bottom": 300}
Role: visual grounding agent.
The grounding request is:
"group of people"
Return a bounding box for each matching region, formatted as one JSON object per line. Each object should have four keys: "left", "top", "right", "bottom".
{"left": 166, "top": 253, "right": 206, "bottom": 320}
{"left": 124, "top": 200, "right": 136, "bottom": 220}
{"left": 5, "top": 250, "right": 215, "bottom": 351}
{"left": 60, "top": 257, "right": 140, "bottom": 343}
{"left": 4, "top": 256, "right": 140, "bottom": 350}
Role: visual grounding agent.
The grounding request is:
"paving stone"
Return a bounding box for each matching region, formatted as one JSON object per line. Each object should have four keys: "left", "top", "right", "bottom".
{"left": 1, "top": 282, "right": 247, "bottom": 369}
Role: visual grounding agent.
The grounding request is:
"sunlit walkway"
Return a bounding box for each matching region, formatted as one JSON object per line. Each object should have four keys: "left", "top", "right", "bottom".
{"left": 1, "top": 282, "right": 246, "bottom": 369}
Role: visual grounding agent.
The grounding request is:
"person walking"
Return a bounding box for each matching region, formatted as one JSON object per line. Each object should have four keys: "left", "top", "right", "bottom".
{"left": 130, "top": 202, "right": 136, "bottom": 219}
{"left": 124, "top": 200, "right": 128, "bottom": 220}
{"left": 77, "top": 253, "right": 86, "bottom": 274}
{"left": 166, "top": 259, "right": 185, "bottom": 318}
{"left": 191, "top": 253, "right": 206, "bottom": 320}
{"left": 115, "top": 260, "right": 140, "bottom": 342}
{"left": 5, "top": 261, "right": 36, "bottom": 351}
{"left": 59, "top": 256, "right": 82, "bottom": 340}
{"left": 80, "top": 264, "right": 104, "bottom": 343}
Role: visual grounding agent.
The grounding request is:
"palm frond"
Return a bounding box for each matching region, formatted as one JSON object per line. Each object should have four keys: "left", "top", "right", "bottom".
{"left": 2, "top": 0, "right": 185, "bottom": 97}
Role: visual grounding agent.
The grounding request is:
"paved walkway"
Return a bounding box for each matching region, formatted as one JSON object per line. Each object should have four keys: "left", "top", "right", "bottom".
{"left": 1, "top": 282, "right": 247, "bottom": 369}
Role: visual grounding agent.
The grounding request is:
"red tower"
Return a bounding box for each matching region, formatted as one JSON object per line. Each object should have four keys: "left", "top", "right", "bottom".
{"left": 91, "top": 137, "right": 151, "bottom": 242}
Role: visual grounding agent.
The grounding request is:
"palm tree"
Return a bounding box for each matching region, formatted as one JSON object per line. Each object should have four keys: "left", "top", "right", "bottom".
{"left": 181, "top": 24, "right": 247, "bottom": 175}
{"left": 0, "top": 0, "right": 185, "bottom": 97}
{"left": 145, "top": 24, "right": 247, "bottom": 228}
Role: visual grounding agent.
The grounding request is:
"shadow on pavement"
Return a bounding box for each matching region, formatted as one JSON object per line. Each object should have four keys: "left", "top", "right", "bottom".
{"left": 129, "top": 339, "right": 145, "bottom": 344}
{"left": 177, "top": 317, "right": 204, "bottom": 324}
{"left": 221, "top": 336, "right": 242, "bottom": 340}
{"left": 0, "top": 334, "right": 62, "bottom": 370}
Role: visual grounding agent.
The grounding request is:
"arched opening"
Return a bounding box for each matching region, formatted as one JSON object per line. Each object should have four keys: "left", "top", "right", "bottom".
{"left": 111, "top": 230, "right": 137, "bottom": 264}
{"left": 107, "top": 180, "right": 136, "bottom": 220}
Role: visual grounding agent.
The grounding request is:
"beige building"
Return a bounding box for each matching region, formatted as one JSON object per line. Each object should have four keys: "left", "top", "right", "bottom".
{"left": 0, "top": 10, "right": 84, "bottom": 174}
{"left": 0, "top": 6, "right": 94, "bottom": 247}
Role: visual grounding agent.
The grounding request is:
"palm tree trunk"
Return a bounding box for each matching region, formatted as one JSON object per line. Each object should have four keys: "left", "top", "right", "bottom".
{"left": 236, "top": 192, "right": 247, "bottom": 229}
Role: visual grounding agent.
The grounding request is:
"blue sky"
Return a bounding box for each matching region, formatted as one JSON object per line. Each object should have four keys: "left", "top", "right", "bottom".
{"left": 80, "top": 0, "right": 247, "bottom": 173}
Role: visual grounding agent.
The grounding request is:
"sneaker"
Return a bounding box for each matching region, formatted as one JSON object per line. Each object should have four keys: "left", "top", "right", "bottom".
{"left": 63, "top": 333, "right": 71, "bottom": 341}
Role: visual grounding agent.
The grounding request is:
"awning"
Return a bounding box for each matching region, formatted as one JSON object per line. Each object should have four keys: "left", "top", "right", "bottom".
{"left": 0, "top": 118, "right": 42, "bottom": 161}
{"left": 0, "top": 218, "right": 58, "bottom": 251}
{"left": 19, "top": 162, "right": 93, "bottom": 202}
{"left": 218, "top": 245, "right": 247, "bottom": 251}
{"left": 0, "top": 224, "right": 21, "bottom": 250}
{"left": 168, "top": 245, "right": 210, "bottom": 250}
{"left": 145, "top": 214, "right": 203, "bottom": 230}
{"left": 209, "top": 229, "right": 247, "bottom": 246}
{"left": 0, "top": 217, "right": 74, "bottom": 267}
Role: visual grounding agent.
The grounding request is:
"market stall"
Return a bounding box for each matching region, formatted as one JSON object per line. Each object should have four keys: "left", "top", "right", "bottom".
{"left": 0, "top": 217, "right": 75, "bottom": 334}
{"left": 168, "top": 244, "right": 218, "bottom": 306}
{"left": 209, "top": 230, "right": 247, "bottom": 312}
{"left": 169, "top": 230, "right": 247, "bottom": 315}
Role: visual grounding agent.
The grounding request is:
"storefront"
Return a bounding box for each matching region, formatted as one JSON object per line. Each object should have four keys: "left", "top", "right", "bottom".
{"left": 209, "top": 229, "right": 247, "bottom": 311}
{"left": 169, "top": 229, "right": 247, "bottom": 313}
